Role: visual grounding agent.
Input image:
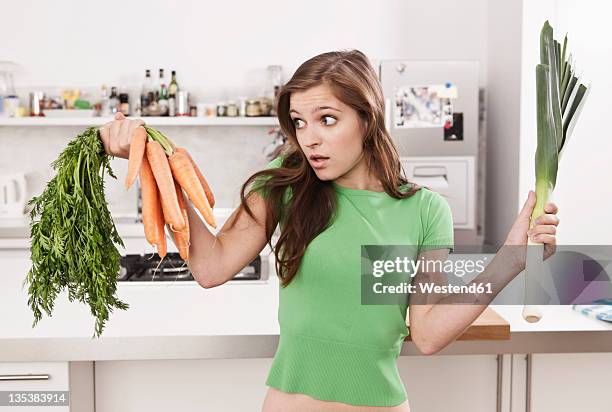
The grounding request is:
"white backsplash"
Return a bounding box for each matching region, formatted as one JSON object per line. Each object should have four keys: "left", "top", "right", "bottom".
{"left": 0, "top": 126, "right": 276, "bottom": 217}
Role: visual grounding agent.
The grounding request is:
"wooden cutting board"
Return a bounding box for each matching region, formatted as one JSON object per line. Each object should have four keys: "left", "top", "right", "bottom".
{"left": 404, "top": 307, "right": 510, "bottom": 341}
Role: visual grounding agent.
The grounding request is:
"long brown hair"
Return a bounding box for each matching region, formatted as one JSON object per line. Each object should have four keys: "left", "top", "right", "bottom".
{"left": 228, "top": 50, "right": 420, "bottom": 287}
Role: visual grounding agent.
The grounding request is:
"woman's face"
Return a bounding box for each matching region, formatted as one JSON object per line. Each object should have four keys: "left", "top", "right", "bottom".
{"left": 289, "top": 83, "right": 366, "bottom": 181}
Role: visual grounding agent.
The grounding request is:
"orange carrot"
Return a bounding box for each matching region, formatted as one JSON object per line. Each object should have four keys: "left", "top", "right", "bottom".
{"left": 125, "top": 127, "right": 147, "bottom": 189}
{"left": 146, "top": 140, "right": 186, "bottom": 231}
{"left": 155, "top": 189, "right": 167, "bottom": 259}
{"left": 173, "top": 179, "right": 190, "bottom": 260}
{"left": 139, "top": 155, "right": 162, "bottom": 246}
{"left": 168, "top": 150, "right": 217, "bottom": 228}
{"left": 175, "top": 147, "right": 215, "bottom": 208}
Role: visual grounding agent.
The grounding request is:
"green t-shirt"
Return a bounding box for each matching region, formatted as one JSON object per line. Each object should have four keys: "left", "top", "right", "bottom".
{"left": 260, "top": 156, "right": 454, "bottom": 406}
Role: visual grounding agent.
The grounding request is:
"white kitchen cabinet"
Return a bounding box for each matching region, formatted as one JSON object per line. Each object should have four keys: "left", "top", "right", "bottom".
{"left": 399, "top": 355, "right": 498, "bottom": 412}
{"left": 92, "top": 356, "right": 499, "bottom": 412}
{"left": 530, "top": 353, "right": 612, "bottom": 412}
{"left": 402, "top": 353, "right": 610, "bottom": 411}
{"left": 493, "top": 352, "right": 612, "bottom": 412}
{"left": 94, "top": 358, "right": 273, "bottom": 412}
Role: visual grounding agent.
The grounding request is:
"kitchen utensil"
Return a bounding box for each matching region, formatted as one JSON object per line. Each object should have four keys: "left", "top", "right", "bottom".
{"left": 0, "top": 173, "right": 27, "bottom": 218}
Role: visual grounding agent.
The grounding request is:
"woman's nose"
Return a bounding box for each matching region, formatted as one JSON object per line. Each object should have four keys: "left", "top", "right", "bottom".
{"left": 303, "top": 130, "right": 322, "bottom": 148}
{"left": 305, "top": 140, "right": 320, "bottom": 149}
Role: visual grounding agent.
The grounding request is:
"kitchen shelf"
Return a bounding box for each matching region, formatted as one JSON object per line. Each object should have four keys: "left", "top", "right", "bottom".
{"left": 0, "top": 116, "right": 279, "bottom": 127}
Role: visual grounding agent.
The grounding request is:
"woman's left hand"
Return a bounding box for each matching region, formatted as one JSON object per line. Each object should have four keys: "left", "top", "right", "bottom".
{"left": 504, "top": 190, "right": 560, "bottom": 269}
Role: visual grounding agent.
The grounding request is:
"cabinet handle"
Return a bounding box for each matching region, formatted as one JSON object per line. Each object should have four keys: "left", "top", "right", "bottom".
{"left": 0, "top": 374, "right": 50, "bottom": 381}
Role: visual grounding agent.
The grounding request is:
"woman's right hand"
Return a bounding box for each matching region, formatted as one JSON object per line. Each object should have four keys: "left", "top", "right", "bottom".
{"left": 99, "top": 112, "right": 145, "bottom": 159}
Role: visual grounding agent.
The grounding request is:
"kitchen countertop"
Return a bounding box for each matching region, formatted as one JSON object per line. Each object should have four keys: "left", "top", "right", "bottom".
{"left": 0, "top": 306, "right": 611, "bottom": 362}
{"left": 1, "top": 215, "right": 611, "bottom": 361}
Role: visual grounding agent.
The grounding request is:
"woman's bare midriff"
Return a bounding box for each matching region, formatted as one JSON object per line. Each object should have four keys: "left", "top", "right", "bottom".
{"left": 262, "top": 387, "right": 411, "bottom": 412}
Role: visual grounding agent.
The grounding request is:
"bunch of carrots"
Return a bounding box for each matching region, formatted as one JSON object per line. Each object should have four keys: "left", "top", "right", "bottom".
{"left": 125, "top": 126, "right": 216, "bottom": 261}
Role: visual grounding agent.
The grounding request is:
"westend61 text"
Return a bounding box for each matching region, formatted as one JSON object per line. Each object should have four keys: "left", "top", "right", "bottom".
{"left": 373, "top": 282, "right": 493, "bottom": 295}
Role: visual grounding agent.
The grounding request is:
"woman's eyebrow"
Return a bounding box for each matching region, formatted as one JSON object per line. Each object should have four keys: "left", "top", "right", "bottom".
{"left": 289, "top": 106, "right": 341, "bottom": 115}
{"left": 315, "top": 106, "right": 341, "bottom": 113}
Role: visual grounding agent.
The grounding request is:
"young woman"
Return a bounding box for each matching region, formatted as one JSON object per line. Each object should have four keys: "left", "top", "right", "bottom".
{"left": 100, "top": 50, "right": 559, "bottom": 411}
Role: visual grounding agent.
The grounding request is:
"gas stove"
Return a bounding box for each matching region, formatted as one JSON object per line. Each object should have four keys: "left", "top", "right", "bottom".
{"left": 118, "top": 253, "right": 262, "bottom": 282}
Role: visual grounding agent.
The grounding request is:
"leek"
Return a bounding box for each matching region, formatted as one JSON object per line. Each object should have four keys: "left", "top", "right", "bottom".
{"left": 523, "top": 21, "right": 589, "bottom": 322}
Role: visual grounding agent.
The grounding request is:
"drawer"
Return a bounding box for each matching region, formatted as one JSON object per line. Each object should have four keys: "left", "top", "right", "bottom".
{"left": 0, "top": 361, "right": 69, "bottom": 391}
{"left": 0, "top": 362, "right": 69, "bottom": 411}
{"left": 401, "top": 156, "right": 475, "bottom": 229}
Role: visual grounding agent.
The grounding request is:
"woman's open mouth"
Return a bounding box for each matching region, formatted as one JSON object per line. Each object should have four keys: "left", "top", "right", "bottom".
{"left": 309, "top": 154, "right": 330, "bottom": 169}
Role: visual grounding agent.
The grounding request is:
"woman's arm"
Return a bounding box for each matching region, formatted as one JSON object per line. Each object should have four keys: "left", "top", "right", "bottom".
{"left": 408, "top": 246, "right": 523, "bottom": 355}
{"left": 409, "top": 191, "right": 560, "bottom": 355}
{"left": 167, "top": 190, "right": 273, "bottom": 288}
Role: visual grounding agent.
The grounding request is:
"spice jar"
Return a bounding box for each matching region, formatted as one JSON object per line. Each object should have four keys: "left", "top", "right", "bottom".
{"left": 216, "top": 102, "right": 227, "bottom": 117}
{"left": 189, "top": 106, "right": 197, "bottom": 117}
{"left": 245, "top": 99, "right": 261, "bottom": 117}
{"left": 259, "top": 97, "right": 272, "bottom": 116}
{"left": 227, "top": 101, "right": 238, "bottom": 117}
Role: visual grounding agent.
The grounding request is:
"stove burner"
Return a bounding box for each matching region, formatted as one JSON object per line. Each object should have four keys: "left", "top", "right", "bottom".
{"left": 118, "top": 253, "right": 261, "bottom": 282}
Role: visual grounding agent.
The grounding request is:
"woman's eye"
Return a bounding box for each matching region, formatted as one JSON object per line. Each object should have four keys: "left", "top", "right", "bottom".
{"left": 293, "top": 119, "right": 305, "bottom": 129}
{"left": 322, "top": 116, "right": 337, "bottom": 126}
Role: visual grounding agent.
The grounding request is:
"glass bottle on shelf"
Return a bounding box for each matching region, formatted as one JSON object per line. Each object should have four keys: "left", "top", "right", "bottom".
{"left": 158, "top": 68, "right": 168, "bottom": 116}
{"left": 267, "top": 65, "right": 283, "bottom": 116}
{"left": 109, "top": 86, "right": 119, "bottom": 114}
{"left": 100, "top": 84, "right": 111, "bottom": 117}
{"left": 168, "top": 70, "right": 178, "bottom": 116}
{"left": 168, "top": 70, "right": 179, "bottom": 97}
{"left": 140, "top": 69, "right": 154, "bottom": 116}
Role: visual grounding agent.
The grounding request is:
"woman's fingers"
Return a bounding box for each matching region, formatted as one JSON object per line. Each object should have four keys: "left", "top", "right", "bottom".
{"left": 109, "top": 119, "right": 123, "bottom": 155}
{"left": 99, "top": 123, "right": 112, "bottom": 154}
{"left": 544, "top": 202, "right": 558, "bottom": 214}
{"left": 101, "top": 117, "right": 146, "bottom": 159}
{"left": 127, "top": 119, "right": 146, "bottom": 144}
{"left": 533, "top": 213, "right": 560, "bottom": 226}
{"left": 530, "top": 233, "right": 557, "bottom": 244}
{"left": 118, "top": 118, "right": 131, "bottom": 148}
{"left": 528, "top": 224, "right": 557, "bottom": 236}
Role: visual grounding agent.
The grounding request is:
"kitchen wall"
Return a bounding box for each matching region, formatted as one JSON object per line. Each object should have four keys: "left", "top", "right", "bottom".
{"left": 5, "top": 0, "right": 488, "bottom": 91}
{"left": 518, "top": 0, "right": 612, "bottom": 244}
{"left": 484, "top": 0, "right": 523, "bottom": 247}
